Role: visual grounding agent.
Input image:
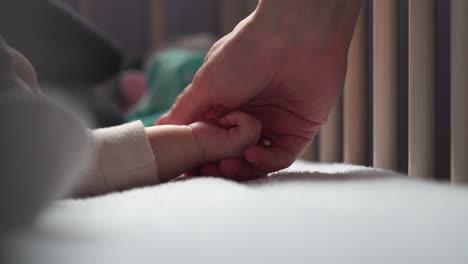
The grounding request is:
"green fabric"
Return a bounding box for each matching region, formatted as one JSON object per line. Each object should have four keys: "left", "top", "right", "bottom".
{"left": 126, "top": 49, "right": 205, "bottom": 126}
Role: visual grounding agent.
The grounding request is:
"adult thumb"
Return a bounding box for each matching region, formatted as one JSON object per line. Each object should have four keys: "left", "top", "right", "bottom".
{"left": 155, "top": 83, "right": 214, "bottom": 126}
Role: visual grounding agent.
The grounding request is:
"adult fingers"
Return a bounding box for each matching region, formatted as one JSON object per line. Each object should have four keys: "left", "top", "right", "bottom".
{"left": 244, "top": 135, "right": 311, "bottom": 173}
{"left": 244, "top": 146, "right": 295, "bottom": 173}
{"left": 199, "top": 162, "right": 222, "bottom": 177}
{"left": 156, "top": 82, "right": 214, "bottom": 126}
{"left": 219, "top": 158, "right": 267, "bottom": 181}
{"left": 184, "top": 168, "right": 201, "bottom": 177}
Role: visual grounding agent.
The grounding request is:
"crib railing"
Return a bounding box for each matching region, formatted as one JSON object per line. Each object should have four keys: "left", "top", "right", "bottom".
{"left": 302, "top": 0, "right": 468, "bottom": 184}
{"left": 451, "top": 0, "right": 468, "bottom": 184}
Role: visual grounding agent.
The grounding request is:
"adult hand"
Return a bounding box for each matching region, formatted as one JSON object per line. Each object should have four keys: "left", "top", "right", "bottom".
{"left": 157, "top": 0, "right": 362, "bottom": 180}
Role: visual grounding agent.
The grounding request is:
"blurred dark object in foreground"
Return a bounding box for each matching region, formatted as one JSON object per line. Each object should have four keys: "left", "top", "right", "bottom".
{"left": 0, "top": 0, "right": 124, "bottom": 127}
{"left": 0, "top": 0, "right": 122, "bottom": 86}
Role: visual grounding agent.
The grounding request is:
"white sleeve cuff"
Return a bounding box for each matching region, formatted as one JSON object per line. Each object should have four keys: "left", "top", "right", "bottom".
{"left": 92, "top": 121, "right": 159, "bottom": 192}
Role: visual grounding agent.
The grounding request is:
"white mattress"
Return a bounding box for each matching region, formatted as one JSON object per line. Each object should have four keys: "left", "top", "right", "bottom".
{"left": 5, "top": 161, "right": 468, "bottom": 264}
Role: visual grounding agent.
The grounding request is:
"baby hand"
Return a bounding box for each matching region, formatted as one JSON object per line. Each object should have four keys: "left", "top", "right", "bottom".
{"left": 188, "top": 111, "right": 261, "bottom": 162}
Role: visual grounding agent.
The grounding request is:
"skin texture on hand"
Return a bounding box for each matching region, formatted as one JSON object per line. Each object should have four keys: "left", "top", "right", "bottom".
{"left": 147, "top": 112, "right": 261, "bottom": 183}
{"left": 156, "top": 0, "right": 362, "bottom": 180}
{"left": 189, "top": 111, "right": 261, "bottom": 162}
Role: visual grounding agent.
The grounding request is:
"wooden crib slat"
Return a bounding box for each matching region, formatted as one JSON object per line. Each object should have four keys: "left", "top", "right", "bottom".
{"left": 372, "top": 0, "right": 399, "bottom": 171}
{"left": 408, "top": 0, "right": 436, "bottom": 178}
{"left": 344, "top": 3, "right": 368, "bottom": 166}
{"left": 77, "top": 0, "right": 92, "bottom": 19}
{"left": 149, "top": 0, "right": 166, "bottom": 49}
{"left": 245, "top": 0, "right": 258, "bottom": 14}
{"left": 451, "top": 0, "right": 468, "bottom": 184}
{"left": 221, "top": 0, "right": 245, "bottom": 35}
{"left": 221, "top": 0, "right": 257, "bottom": 35}
{"left": 319, "top": 100, "right": 343, "bottom": 163}
{"left": 301, "top": 139, "right": 319, "bottom": 162}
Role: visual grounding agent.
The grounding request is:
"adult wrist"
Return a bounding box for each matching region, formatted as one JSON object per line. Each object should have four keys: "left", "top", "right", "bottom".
{"left": 253, "top": 0, "right": 362, "bottom": 58}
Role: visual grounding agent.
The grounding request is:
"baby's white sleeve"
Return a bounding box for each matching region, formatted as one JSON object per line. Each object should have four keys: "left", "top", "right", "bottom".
{"left": 76, "top": 121, "right": 159, "bottom": 196}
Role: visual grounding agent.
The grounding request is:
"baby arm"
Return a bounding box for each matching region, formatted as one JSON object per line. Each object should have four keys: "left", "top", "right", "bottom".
{"left": 146, "top": 111, "right": 261, "bottom": 183}
{"left": 73, "top": 112, "right": 260, "bottom": 197}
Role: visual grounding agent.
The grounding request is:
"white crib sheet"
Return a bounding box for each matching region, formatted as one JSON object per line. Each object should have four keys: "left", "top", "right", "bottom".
{"left": 6, "top": 161, "right": 468, "bottom": 264}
